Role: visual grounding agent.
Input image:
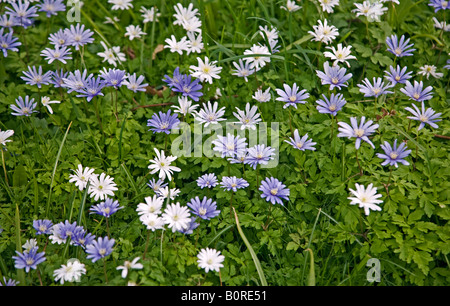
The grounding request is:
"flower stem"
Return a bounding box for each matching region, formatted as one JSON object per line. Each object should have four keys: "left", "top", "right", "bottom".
{"left": 103, "top": 258, "right": 109, "bottom": 284}
{"left": 143, "top": 230, "right": 151, "bottom": 260}
{"left": 355, "top": 149, "right": 363, "bottom": 176}
{"left": 1, "top": 149, "right": 8, "bottom": 186}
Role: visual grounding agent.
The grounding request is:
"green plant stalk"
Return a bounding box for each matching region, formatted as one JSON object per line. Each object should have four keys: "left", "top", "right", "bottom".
{"left": 46, "top": 121, "right": 72, "bottom": 218}
{"left": 233, "top": 207, "right": 268, "bottom": 286}
{"left": 77, "top": 181, "right": 90, "bottom": 227}
{"left": 304, "top": 248, "right": 315, "bottom": 286}
{"left": 15, "top": 204, "right": 26, "bottom": 286}
{"left": 1, "top": 149, "right": 8, "bottom": 186}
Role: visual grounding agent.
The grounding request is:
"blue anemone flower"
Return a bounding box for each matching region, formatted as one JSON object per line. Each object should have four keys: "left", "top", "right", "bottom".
{"left": 187, "top": 196, "right": 221, "bottom": 220}
{"left": 386, "top": 34, "right": 415, "bottom": 57}
{"left": 89, "top": 198, "right": 123, "bottom": 218}
{"left": 376, "top": 139, "right": 411, "bottom": 168}
{"left": 0, "top": 28, "right": 21, "bottom": 57}
{"left": 147, "top": 109, "right": 180, "bottom": 134}
{"left": 12, "top": 247, "right": 46, "bottom": 273}
{"left": 32, "top": 219, "right": 53, "bottom": 235}
{"left": 316, "top": 62, "right": 352, "bottom": 90}
{"left": 259, "top": 177, "right": 290, "bottom": 205}
{"left": 85, "top": 236, "right": 115, "bottom": 263}
{"left": 315, "top": 93, "right": 346, "bottom": 116}
{"left": 10, "top": 96, "right": 38, "bottom": 117}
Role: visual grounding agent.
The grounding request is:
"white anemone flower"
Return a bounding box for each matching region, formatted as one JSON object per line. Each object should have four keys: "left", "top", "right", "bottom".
{"left": 348, "top": 183, "right": 383, "bottom": 216}
{"left": 88, "top": 172, "right": 118, "bottom": 201}
{"left": 162, "top": 202, "right": 191, "bottom": 232}
{"left": 148, "top": 148, "right": 181, "bottom": 181}
{"left": 116, "top": 257, "right": 143, "bottom": 278}
{"left": 189, "top": 57, "right": 222, "bottom": 84}
{"left": 0, "top": 129, "right": 14, "bottom": 147}
{"left": 197, "top": 248, "right": 225, "bottom": 273}
{"left": 323, "top": 43, "right": 357, "bottom": 67}
{"left": 68, "top": 164, "right": 96, "bottom": 191}
{"left": 233, "top": 103, "right": 262, "bottom": 130}
{"left": 41, "top": 96, "right": 60, "bottom": 114}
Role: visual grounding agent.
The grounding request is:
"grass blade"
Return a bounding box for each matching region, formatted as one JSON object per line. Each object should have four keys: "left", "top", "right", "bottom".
{"left": 46, "top": 121, "right": 73, "bottom": 218}
{"left": 233, "top": 207, "right": 268, "bottom": 286}
{"left": 15, "top": 204, "right": 26, "bottom": 285}
{"left": 304, "top": 248, "right": 316, "bottom": 286}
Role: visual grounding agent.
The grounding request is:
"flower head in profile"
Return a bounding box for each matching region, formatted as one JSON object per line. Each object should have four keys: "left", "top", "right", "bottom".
{"left": 140, "top": 213, "right": 165, "bottom": 231}
{"left": 252, "top": 87, "right": 271, "bottom": 103}
{"left": 428, "top": 0, "right": 449, "bottom": 12}
{"left": 308, "top": 19, "right": 339, "bottom": 45}
{"left": 316, "top": 62, "right": 352, "bottom": 90}
{"left": 280, "top": 0, "right": 301, "bottom": 12}
{"left": 417, "top": 65, "right": 443, "bottom": 79}
{"left": 337, "top": 116, "right": 379, "bottom": 149}
{"left": 116, "top": 257, "right": 143, "bottom": 278}
{"left": 318, "top": 0, "right": 340, "bottom": 13}
{"left": 40, "top": 45, "right": 72, "bottom": 64}
{"left": 85, "top": 236, "right": 115, "bottom": 263}
{"left": 10, "top": 96, "right": 38, "bottom": 117}
{"left": 197, "top": 248, "right": 225, "bottom": 273}
{"left": 88, "top": 173, "right": 118, "bottom": 201}
{"left": 0, "top": 28, "right": 21, "bottom": 57}
{"left": 348, "top": 183, "right": 383, "bottom": 216}
{"left": 148, "top": 148, "right": 181, "bottom": 181}
{"left": 285, "top": 130, "right": 316, "bottom": 151}
{"left": 259, "top": 177, "right": 290, "bottom": 205}
{"left": 53, "top": 259, "right": 86, "bottom": 284}
{"left": 400, "top": 80, "right": 433, "bottom": 102}
{"left": 97, "top": 41, "right": 126, "bottom": 67}
{"left": 275, "top": 83, "right": 310, "bottom": 109}
{"left": 0, "top": 129, "right": 14, "bottom": 147}
{"left": 220, "top": 176, "right": 249, "bottom": 192}
{"left": 41, "top": 96, "right": 61, "bottom": 114}
{"left": 232, "top": 59, "right": 255, "bottom": 82}
{"left": 404, "top": 102, "right": 442, "bottom": 131}
{"left": 21, "top": 66, "right": 52, "bottom": 88}
{"left": 323, "top": 43, "right": 356, "bottom": 67}
{"left": 147, "top": 109, "right": 180, "bottom": 134}
{"left": 233, "top": 103, "right": 262, "bottom": 130}
{"left": 358, "top": 77, "right": 393, "bottom": 98}
{"left": 141, "top": 6, "right": 161, "bottom": 23}
{"left": 386, "top": 34, "right": 415, "bottom": 57}
{"left": 353, "top": 1, "right": 388, "bottom": 22}
{"left": 196, "top": 173, "right": 219, "bottom": 189}
{"left": 376, "top": 139, "right": 411, "bottom": 168}
{"left": 172, "top": 96, "right": 199, "bottom": 116}
{"left": 109, "top": 0, "right": 133, "bottom": 10}
{"left": 384, "top": 65, "right": 412, "bottom": 86}
{"left": 187, "top": 196, "right": 220, "bottom": 220}
{"left": 162, "top": 202, "right": 191, "bottom": 233}
{"left": 12, "top": 247, "right": 46, "bottom": 273}
{"left": 89, "top": 198, "right": 123, "bottom": 218}
{"left": 122, "top": 73, "right": 148, "bottom": 92}
{"left": 189, "top": 57, "right": 222, "bottom": 84}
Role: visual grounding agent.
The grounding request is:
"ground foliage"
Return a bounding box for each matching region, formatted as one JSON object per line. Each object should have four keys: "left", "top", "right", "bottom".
{"left": 0, "top": 0, "right": 449, "bottom": 286}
